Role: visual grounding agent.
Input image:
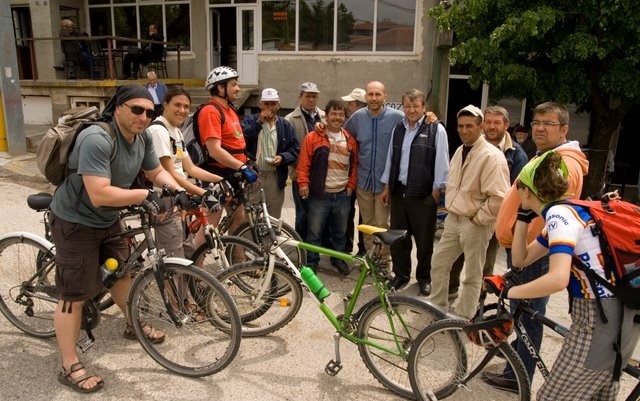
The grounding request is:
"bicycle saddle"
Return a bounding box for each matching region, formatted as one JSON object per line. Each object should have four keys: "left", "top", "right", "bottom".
{"left": 27, "top": 192, "right": 53, "bottom": 211}
{"left": 357, "top": 224, "right": 407, "bottom": 246}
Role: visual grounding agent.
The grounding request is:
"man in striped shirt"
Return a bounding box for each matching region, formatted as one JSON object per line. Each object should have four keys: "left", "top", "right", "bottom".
{"left": 297, "top": 99, "right": 358, "bottom": 275}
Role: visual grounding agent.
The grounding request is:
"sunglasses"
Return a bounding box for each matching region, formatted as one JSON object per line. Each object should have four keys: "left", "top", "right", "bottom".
{"left": 123, "top": 103, "right": 155, "bottom": 119}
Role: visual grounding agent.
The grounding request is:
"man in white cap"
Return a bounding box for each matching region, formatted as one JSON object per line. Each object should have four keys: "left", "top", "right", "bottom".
{"left": 286, "top": 82, "right": 325, "bottom": 239}
{"left": 242, "top": 88, "right": 300, "bottom": 218}
{"left": 341, "top": 88, "right": 366, "bottom": 118}
{"left": 428, "top": 105, "right": 510, "bottom": 318}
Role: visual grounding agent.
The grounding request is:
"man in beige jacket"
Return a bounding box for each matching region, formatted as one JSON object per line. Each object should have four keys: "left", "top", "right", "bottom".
{"left": 429, "top": 105, "right": 510, "bottom": 318}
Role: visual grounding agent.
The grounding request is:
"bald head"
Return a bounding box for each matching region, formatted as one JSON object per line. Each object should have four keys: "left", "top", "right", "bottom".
{"left": 365, "top": 81, "right": 387, "bottom": 116}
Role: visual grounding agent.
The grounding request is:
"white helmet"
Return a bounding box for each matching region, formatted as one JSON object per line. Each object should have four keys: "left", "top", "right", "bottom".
{"left": 205, "top": 66, "right": 239, "bottom": 90}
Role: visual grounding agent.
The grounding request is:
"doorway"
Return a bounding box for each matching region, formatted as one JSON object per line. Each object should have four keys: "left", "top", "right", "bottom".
{"left": 209, "top": 6, "right": 257, "bottom": 85}
{"left": 11, "top": 7, "right": 34, "bottom": 80}
{"left": 445, "top": 76, "right": 483, "bottom": 158}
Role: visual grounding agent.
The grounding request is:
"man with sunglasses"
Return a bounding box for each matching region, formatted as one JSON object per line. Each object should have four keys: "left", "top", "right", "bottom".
{"left": 49, "top": 84, "right": 187, "bottom": 393}
{"left": 486, "top": 101, "right": 589, "bottom": 392}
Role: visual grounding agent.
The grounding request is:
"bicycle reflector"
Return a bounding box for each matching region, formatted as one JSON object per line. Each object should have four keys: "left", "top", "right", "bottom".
{"left": 463, "top": 300, "right": 513, "bottom": 349}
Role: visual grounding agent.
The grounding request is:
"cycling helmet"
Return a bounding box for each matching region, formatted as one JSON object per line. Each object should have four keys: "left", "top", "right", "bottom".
{"left": 463, "top": 300, "right": 513, "bottom": 349}
{"left": 205, "top": 66, "right": 239, "bottom": 91}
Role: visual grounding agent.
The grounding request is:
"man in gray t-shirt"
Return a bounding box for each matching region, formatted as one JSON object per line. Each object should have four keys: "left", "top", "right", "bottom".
{"left": 50, "top": 85, "right": 185, "bottom": 393}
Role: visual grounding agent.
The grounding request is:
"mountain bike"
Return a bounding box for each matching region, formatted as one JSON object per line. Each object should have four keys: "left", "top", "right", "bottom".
{"left": 215, "top": 178, "right": 306, "bottom": 266}
{"left": 408, "top": 270, "right": 640, "bottom": 401}
{"left": 215, "top": 189, "right": 448, "bottom": 398}
{"left": 0, "top": 194, "right": 242, "bottom": 377}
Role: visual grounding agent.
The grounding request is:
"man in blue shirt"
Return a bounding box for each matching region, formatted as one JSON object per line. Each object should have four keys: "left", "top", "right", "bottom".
{"left": 344, "top": 81, "right": 403, "bottom": 264}
{"left": 145, "top": 71, "right": 167, "bottom": 118}
{"left": 380, "top": 89, "right": 449, "bottom": 295}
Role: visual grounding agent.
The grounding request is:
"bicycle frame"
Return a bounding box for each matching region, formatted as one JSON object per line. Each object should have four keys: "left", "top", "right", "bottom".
{"left": 256, "top": 195, "right": 416, "bottom": 358}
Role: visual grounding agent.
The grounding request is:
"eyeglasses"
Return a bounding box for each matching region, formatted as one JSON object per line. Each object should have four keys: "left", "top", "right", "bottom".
{"left": 123, "top": 103, "right": 155, "bottom": 119}
{"left": 530, "top": 120, "right": 562, "bottom": 128}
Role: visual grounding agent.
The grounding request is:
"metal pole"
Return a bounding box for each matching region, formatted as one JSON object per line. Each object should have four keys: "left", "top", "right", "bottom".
{"left": 0, "top": 1, "right": 27, "bottom": 155}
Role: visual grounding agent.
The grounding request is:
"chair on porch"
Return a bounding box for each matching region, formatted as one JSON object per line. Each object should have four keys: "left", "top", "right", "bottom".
{"left": 145, "top": 48, "right": 168, "bottom": 78}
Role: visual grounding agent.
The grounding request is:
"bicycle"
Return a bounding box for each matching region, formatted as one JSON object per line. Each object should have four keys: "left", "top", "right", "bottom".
{"left": 181, "top": 185, "right": 264, "bottom": 276}
{"left": 0, "top": 193, "right": 242, "bottom": 377}
{"left": 408, "top": 271, "right": 640, "bottom": 401}
{"left": 215, "top": 189, "right": 448, "bottom": 398}
{"left": 214, "top": 178, "right": 307, "bottom": 267}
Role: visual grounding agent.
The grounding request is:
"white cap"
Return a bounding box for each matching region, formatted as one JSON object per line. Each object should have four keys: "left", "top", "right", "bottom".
{"left": 341, "top": 88, "right": 366, "bottom": 103}
{"left": 457, "top": 104, "right": 484, "bottom": 121}
{"left": 300, "top": 82, "right": 320, "bottom": 93}
{"left": 260, "top": 88, "right": 280, "bottom": 102}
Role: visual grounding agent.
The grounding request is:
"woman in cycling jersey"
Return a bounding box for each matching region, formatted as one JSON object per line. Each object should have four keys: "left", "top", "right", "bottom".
{"left": 496, "top": 150, "right": 640, "bottom": 400}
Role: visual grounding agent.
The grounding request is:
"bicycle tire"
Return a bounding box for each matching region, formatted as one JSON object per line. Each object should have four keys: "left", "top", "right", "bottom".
{"left": 127, "top": 263, "right": 241, "bottom": 377}
{"left": 216, "top": 259, "right": 303, "bottom": 337}
{"left": 0, "top": 234, "right": 58, "bottom": 338}
{"left": 408, "top": 318, "right": 530, "bottom": 401}
{"left": 190, "top": 235, "right": 262, "bottom": 277}
{"left": 233, "top": 220, "right": 307, "bottom": 266}
{"left": 356, "top": 295, "right": 441, "bottom": 398}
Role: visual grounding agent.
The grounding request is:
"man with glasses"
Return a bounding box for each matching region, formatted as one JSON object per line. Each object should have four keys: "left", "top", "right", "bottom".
{"left": 485, "top": 101, "right": 589, "bottom": 392}
{"left": 49, "top": 84, "right": 186, "bottom": 393}
{"left": 379, "top": 89, "right": 449, "bottom": 295}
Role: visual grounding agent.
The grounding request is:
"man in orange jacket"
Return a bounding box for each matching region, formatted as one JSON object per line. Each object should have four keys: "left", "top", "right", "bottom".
{"left": 297, "top": 99, "right": 358, "bottom": 275}
{"left": 484, "top": 101, "right": 589, "bottom": 392}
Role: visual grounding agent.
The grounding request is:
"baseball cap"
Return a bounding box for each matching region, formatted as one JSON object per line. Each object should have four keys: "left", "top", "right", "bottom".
{"left": 341, "top": 88, "right": 366, "bottom": 103}
{"left": 260, "top": 88, "right": 280, "bottom": 102}
{"left": 457, "top": 104, "right": 484, "bottom": 121}
{"left": 300, "top": 82, "right": 320, "bottom": 93}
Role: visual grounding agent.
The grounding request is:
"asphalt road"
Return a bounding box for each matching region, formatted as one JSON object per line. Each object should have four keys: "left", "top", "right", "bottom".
{"left": 0, "top": 152, "right": 637, "bottom": 401}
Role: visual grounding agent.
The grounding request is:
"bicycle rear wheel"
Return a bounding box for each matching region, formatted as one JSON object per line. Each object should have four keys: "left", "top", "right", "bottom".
{"left": 0, "top": 234, "right": 58, "bottom": 338}
{"left": 190, "top": 235, "right": 262, "bottom": 277}
{"left": 234, "top": 219, "right": 306, "bottom": 266}
{"left": 408, "top": 318, "right": 530, "bottom": 401}
{"left": 356, "top": 295, "right": 441, "bottom": 398}
{"left": 127, "top": 263, "right": 241, "bottom": 377}
{"left": 216, "top": 259, "right": 303, "bottom": 337}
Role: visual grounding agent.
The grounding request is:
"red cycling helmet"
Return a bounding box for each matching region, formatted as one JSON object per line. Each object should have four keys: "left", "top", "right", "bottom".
{"left": 463, "top": 300, "right": 514, "bottom": 349}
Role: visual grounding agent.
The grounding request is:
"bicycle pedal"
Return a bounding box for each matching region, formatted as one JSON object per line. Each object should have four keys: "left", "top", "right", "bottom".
{"left": 77, "top": 336, "right": 95, "bottom": 353}
{"left": 324, "top": 360, "right": 342, "bottom": 376}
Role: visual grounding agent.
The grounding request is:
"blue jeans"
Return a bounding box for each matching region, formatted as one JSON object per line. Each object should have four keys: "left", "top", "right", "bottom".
{"left": 306, "top": 190, "right": 350, "bottom": 266}
{"left": 504, "top": 248, "right": 550, "bottom": 381}
{"left": 291, "top": 181, "right": 308, "bottom": 241}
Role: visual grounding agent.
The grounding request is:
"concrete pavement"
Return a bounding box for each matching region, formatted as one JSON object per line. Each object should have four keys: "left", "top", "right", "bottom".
{"left": 0, "top": 150, "right": 637, "bottom": 400}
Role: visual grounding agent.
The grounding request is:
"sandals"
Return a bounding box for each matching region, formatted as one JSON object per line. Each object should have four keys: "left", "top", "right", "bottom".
{"left": 184, "top": 301, "right": 207, "bottom": 323}
{"left": 57, "top": 362, "right": 104, "bottom": 394}
{"left": 123, "top": 322, "right": 166, "bottom": 344}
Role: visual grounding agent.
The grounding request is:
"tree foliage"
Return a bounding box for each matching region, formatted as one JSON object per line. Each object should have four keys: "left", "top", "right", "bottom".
{"left": 430, "top": 0, "right": 640, "bottom": 196}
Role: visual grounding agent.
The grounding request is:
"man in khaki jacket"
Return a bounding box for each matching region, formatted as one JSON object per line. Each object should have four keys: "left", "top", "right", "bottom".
{"left": 429, "top": 105, "right": 510, "bottom": 318}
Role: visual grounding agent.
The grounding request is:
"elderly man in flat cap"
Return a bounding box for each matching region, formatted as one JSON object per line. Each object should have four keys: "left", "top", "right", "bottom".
{"left": 50, "top": 84, "right": 186, "bottom": 393}
{"left": 428, "top": 105, "right": 510, "bottom": 318}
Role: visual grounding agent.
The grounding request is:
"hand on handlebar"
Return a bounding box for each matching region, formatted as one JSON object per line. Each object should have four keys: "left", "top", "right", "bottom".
{"left": 202, "top": 189, "right": 221, "bottom": 212}
{"left": 172, "top": 188, "right": 190, "bottom": 211}
{"left": 483, "top": 275, "right": 510, "bottom": 299}
{"left": 239, "top": 163, "right": 258, "bottom": 184}
{"left": 142, "top": 189, "right": 166, "bottom": 214}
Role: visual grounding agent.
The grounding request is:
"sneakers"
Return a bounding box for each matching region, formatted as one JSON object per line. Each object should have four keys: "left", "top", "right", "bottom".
{"left": 331, "top": 259, "right": 351, "bottom": 276}
{"left": 481, "top": 372, "right": 519, "bottom": 393}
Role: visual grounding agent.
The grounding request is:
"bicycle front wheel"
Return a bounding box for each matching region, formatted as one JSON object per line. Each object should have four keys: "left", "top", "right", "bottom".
{"left": 127, "top": 263, "right": 241, "bottom": 377}
{"left": 190, "top": 234, "right": 262, "bottom": 277}
{"left": 216, "top": 259, "right": 303, "bottom": 337}
{"left": 0, "top": 234, "right": 58, "bottom": 338}
{"left": 356, "top": 295, "right": 441, "bottom": 398}
{"left": 234, "top": 220, "right": 306, "bottom": 266}
{"left": 408, "top": 318, "right": 530, "bottom": 401}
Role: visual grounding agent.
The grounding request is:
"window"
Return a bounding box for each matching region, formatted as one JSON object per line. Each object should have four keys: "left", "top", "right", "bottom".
{"left": 261, "top": 0, "right": 416, "bottom": 52}
{"left": 88, "top": 0, "right": 191, "bottom": 51}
